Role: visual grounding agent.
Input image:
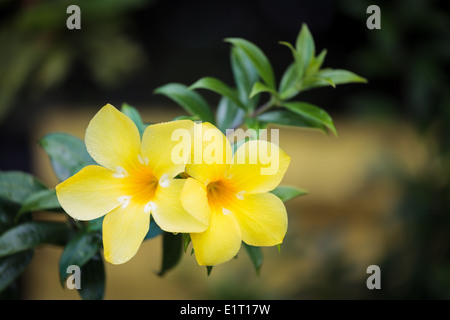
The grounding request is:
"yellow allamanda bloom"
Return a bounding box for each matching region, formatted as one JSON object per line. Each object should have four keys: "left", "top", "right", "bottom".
{"left": 180, "top": 123, "right": 291, "bottom": 266}
{"left": 56, "top": 104, "right": 208, "bottom": 264}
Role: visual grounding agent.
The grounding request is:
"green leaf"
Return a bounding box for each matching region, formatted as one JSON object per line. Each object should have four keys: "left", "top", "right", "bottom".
{"left": 230, "top": 46, "right": 259, "bottom": 108}
{"left": 0, "top": 221, "right": 71, "bottom": 257}
{"left": 249, "top": 81, "right": 279, "bottom": 99}
{"left": 0, "top": 171, "right": 46, "bottom": 205}
{"left": 295, "top": 24, "right": 315, "bottom": 71}
{"left": 59, "top": 231, "right": 101, "bottom": 286}
{"left": 225, "top": 38, "right": 276, "bottom": 90}
{"left": 0, "top": 200, "right": 19, "bottom": 235}
{"left": 279, "top": 41, "right": 304, "bottom": 82}
{"left": 121, "top": 103, "right": 147, "bottom": 137}
{"left": 182, "top": 233, "right": 191, "bottom": 253}
{"left": 243, "top": 243, "right": 263, "bottom": 276}
{"left": 154, "top": 83, "right": 214, "bottom": 123}
{"left": 0, "top": 250, "right": 34, "bottom": 293}
{"left": 282, "top": 101, "right": 338, "bottom": 136}
{"left": 144, "top": 218, "right": 164, "bottom": 240}
{"left": 158, "top": 232, "right": 182, "bottom": 276}
{"left": 190, "top": 77, "right": 246, "bottom": 110}
{"left": 271, "top": 185, "right": 308, "bottom": 202}
{"left": 17, "top": 189, "right": 61, "bottom": 218}
{"left": 318, "top": 69, "right": 367, "bottom": 85}
{"left": 206, "top": 266, "right": 213, "bottom": 276}
{"left": 306, "top": 49, "right": 327, "bottom": 76}
{"left": 39, "top": 133, "right": 96, "bottom": 182}
{"left": 302, "top": 69, "right": 367, "bottom": 91}
{"left": 257, "top": 110, "right": 327, "bottom": 134}
{"left": 279, "top": 63, "right": 301, "bottom": 100}
{"left": 216, "top": 96, "right": 245, "bottom": 133}
{"left": 78, "top": 253, "right": 105, "bottom": 300}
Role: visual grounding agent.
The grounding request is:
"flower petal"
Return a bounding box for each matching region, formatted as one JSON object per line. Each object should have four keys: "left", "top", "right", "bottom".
{"left": 56, "top": 165, "right": 124, "bottom": 221}
{"left": 227, "top": 140, "right": 290, "bottom": 193}
{"left": 151, "top": 179, "right": 208, "bottom": 233}
{"left": 102, "top": 202, "right": 150, "bottom": 264}
{"left": 232, "top": 192, "right": 287, "bottom": 246}
{"left": 141, "top": 119, "right": 194, "bottom": 180}
{"left": 85, "top": 104, "right": 141, "bottom": 171}
{"left": 180, "top": 178, "right": 210, "bottom": 227}
{"left": 191, "top": 207, "right": 241, "bottom": 266}
{"left": 186, "top": 122, "right": 232, "bottom": 183}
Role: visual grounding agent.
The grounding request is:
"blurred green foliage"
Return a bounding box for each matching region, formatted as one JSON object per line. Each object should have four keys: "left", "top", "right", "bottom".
{"left": 0, "top": 0, "right": 149, "bottom": 123}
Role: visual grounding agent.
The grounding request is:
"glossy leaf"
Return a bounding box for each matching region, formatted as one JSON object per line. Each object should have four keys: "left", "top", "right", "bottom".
{"left": 0, "top": 171, "right": 46, "bottom": 205}
{"left": 39, "top": 133, "right": 96, "bottom": 182}
{"left": 158, "top": 232, "right": 182, "bottom": 276}
{"left": 317, "top": 69, "right": 367, "bottom": 85}
{"left": 216, "top": 96, "right": 245, "bottom": 133}
{"left": 225, "top": 38, "right": 276, "bottom": 90}
{"left": 230, "top": 46, "right": 259, "bottom": 108}
{"left": 243, "top": 243, "right": 263, "bottom": 276}
{"left": 279, "top": 41, "right": 304, "bottom": 82}
{"left": 121, "top": 103, "right": 147, "bottom": 137}
{"left": 78, "top": 253, "right": 105, "bottom": 300}
{"left": 249, "top": 81, "right": 279, "bottom": 99}
{"left": 0, "top": 250, "right": 33, "bottom": 292}
{"left": 282, "top": 101, "right": 337, "bottom": 136}
{"left": 154, "top": 83, "right": 214, "bottom": 123}
{"left": 302, "top": 69, "right": 367, "bottom": 91}
{"left": 190, "top": 77, "right": 246, "bottom": 110}
{"left": 59, "top": 231, "right": 101, "bottom": 286}
{"left": 306, "top": 49, "right": 327, "bottom": 76}
{"left": 0, "top": 221, "right": 71, "bottom": 257}
{"left": 271, "top": 185, "right": 308, "bottom": 202}
{"left": 17, "top": 189, "right": 61, "bottom": 217}
{"left": 295, "top": 24, "right": 315, "bottom": 71}
{"left": 279, "top": 63, "right": 300, "bottom": 100}
{"left": 0, "top": 200, "right": 18, "bottom": 235}
{"left": 257, "top": 110, "right": 327, "bottom": 134}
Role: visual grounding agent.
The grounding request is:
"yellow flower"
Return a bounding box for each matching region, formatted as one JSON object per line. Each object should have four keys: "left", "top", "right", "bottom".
{"left": 56, "top": 104, "right": 208, "bottom": 264}
{"left": 180, "top": 123, "right": 291, "bottom": 266}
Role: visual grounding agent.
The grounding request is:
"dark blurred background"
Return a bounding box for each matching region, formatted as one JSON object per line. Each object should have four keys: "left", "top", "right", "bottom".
{"left": 1, "top": 0, "right": 449, "bottom": 299}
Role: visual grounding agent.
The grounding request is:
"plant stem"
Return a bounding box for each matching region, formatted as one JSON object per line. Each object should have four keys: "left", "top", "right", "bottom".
{"left": 251, "top": 98, "right": 275, "bottom": 117}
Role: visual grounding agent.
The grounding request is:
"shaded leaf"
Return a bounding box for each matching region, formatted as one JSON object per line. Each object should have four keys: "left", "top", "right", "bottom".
{"left": 0, "top": 200, "right": 19, "bottom": 235}
{"left": 0, "top": 221, "right": 71, "bottom": 257}
{"left": 144, "top": 218, "right": 164, "bottom": 240}
{"left": 154, "top": 83, "right": 214, "bottom": 123}
{"left": 0, "top": 250, "right": 33, "bottom": 293}
{"left": 243, "top": 243, "right": 263, "bottom": 276}
{"left": 0, "top": 171, "right": 46, "bottom": 205}
{"left": 17, "top": 189, "right": 61, "bottom": 219}
{"left": 78, "top": 253, "right": 105, "bottom": 300}
{"left": 59, "top": 231, "right": 101, "bottom": 286}
{"left": 158, "top": 232, "right": 182, "bottom": 276}
{"left": 39, "top": 133, "right": 96, "bottom": 182}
